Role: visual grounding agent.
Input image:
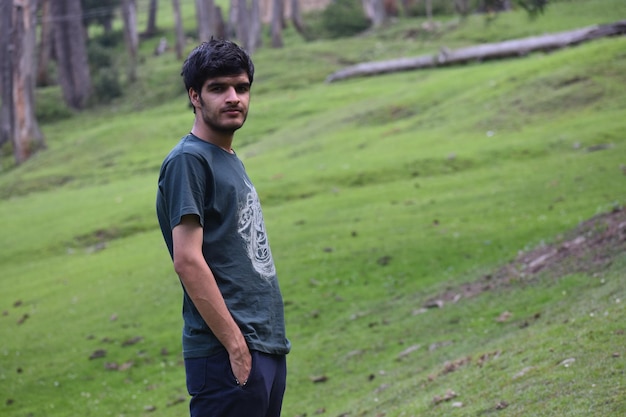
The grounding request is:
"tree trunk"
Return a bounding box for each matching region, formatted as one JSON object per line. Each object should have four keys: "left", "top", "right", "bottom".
{"left": 270, "top": 0, "right": 283, "bottom": 47}
{"left": 0, "top": 0, "right": 14, "bottom": 150}
{"left": 363, "top": 0, "right": 387, "bottom": 27}
{"left": 453, "top": 0, "right": 470, "bottom": 17}
{"left": 235, "top": 0, "right": 249, "bottom": 49}
{"left": 214, "top": 5, "right": 227, "bottom": 39}
{"left": 236, "top": 0, "right": 261, "bottom": 53}
{"left": 362, "top": 0, "right": 373, "bottom": 22}
{"left": 121, "top": 0, "right": 139, "bottom": 83}
{"left": 36, "top": 0, "right": 54, "bottom": 87}
{"left": 11, "top": 0, "right": 46, "bottom": 164}
{"left": 172, "top": 0, "right": 185, "bottom": 59}
{"left": 327, "top": 20, "right": 626, "bottom": 82}
{"left": 51, "top": 0, "right": 92, "bottom": 109}
{"left": 373, "top": 0, "right": 387, "bottom": 27}
{"left": 144, "top": 0, "right": 159, "bottom": 37}
{"left": 196, "top": 0, "right": 214, "bottom": 42}
{"left": 290, "top": 0, "right": 304, "bottom": 35}
{"left": 196, "top": 0, "right": 225, "bottom": 42}
{"left": 249, "top": 0, "right": 262, "bottom": 52}
{"left": 228, "top": 0, "right": 237, "bottom": 39}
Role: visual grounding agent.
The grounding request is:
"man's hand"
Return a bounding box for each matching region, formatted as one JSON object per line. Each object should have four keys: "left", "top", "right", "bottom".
{"left": 229, "top": 347, "right": 252, "bottom": 385}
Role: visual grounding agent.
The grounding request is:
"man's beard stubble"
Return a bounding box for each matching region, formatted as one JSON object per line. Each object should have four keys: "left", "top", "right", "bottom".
{"left": 199, "top": 97, "right": 247, "bottom": 135}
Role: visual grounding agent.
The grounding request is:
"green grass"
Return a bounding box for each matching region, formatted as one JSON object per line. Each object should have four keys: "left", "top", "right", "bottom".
{"left": 1, "top": 1, "right": 625, "bottom": 416}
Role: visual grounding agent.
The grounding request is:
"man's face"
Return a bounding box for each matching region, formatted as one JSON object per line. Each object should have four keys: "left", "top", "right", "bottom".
{"left": 191, "top": 73, "right": 251, "bottom": 134}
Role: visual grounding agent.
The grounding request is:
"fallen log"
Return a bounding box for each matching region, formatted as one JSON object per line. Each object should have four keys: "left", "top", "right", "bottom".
{"left": 326, "top": 20, "right": 626, "bottom": 83}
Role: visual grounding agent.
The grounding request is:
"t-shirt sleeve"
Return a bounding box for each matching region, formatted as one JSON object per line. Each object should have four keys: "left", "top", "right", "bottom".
{"left": 160, "top": 152, "right": 209, "bottom": 229}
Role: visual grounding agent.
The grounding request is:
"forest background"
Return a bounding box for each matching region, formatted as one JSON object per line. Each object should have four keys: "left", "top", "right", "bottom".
{"left": 1, "top": 0, "right": 625, "bottom": 416}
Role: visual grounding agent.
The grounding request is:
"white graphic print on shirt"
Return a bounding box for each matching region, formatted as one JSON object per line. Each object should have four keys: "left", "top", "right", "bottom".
{"left": 237, "top": 179, "right": 276, "bottom": 280}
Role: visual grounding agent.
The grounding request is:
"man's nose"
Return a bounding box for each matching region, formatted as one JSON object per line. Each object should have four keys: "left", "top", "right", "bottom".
{"left": 225, "top": 87, "right": 240, "bottom": 103}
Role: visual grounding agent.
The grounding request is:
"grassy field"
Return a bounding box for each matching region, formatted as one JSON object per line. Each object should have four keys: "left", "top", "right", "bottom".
{"left": 1, "top": 1, "right": 625, "bottom": 416}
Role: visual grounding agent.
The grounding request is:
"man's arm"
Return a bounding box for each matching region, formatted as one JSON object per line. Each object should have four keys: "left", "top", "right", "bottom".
{"left": 172, "top": 214, "right": 251, "bottom": 384}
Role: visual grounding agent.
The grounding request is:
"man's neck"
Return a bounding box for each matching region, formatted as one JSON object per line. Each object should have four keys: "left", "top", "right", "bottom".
{"left": 191, "top": 125, "right": 235, "bottom": 154}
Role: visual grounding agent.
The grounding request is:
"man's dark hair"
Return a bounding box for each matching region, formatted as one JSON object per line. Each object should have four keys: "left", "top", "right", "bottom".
{"left": 181, "top": 39, "right": 255, "bottom": 96}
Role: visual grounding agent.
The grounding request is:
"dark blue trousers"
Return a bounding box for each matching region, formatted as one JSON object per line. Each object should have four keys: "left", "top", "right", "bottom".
{"left": 185, "top": 349, "right": 287, "bottom": 417}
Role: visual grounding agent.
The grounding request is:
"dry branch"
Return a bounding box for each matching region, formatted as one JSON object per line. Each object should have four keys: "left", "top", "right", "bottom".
{"left": 326, "top": 20, "right": 626, "bottom": 83}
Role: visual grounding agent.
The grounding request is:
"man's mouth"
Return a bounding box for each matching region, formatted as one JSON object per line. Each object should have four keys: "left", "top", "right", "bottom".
{"left": 223, "top": 107, "right": 241, "bottom": 114}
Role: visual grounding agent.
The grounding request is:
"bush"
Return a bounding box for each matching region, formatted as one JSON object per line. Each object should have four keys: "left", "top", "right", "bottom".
{"left": 93, "top": 30, "right": 124, "bottom": 48}
{"left": 320, "top": 0, "right": 371, "bottom": 39}
{"left": 86, "top": 41, "right": 123, "bottom": 104}
{"left": 92, "top": 67, "right": 123, "bottom": 103}
{"left": 87, "top": 42, "right": 114, "bottom": 69}
{"left": 35, "top": 86, "right": 74, "bottom": 124}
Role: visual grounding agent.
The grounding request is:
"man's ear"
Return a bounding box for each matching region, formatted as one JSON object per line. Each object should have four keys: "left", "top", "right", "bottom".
{"left": 189, "top": 88, "right": 200, "bottom": 107}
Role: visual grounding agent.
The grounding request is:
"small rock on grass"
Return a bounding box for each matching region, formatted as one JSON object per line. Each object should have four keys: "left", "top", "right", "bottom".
{"left": 89, "top": 349, "right": 107, "bottom": 360}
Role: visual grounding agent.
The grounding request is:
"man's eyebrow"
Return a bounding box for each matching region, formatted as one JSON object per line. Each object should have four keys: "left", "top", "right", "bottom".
{"left": 205, "top": 80, "right": 250, "bottom": 89}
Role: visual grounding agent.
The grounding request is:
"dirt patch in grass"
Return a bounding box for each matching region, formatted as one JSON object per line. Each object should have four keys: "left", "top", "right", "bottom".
{"left": 348, "top": 105, "right": 419, "bottom": 126}
{"left": 426, "top": 206, "right": 626, "bottom": 305}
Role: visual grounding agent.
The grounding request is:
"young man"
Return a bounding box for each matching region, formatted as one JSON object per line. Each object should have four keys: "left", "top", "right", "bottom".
{"left": 156, "top": 39, "right": 290, "bottom": 417}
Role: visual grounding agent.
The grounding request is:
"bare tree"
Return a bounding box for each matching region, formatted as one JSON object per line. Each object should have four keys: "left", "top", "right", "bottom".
{"left": 195, "top": 0, "right": 227, "bottom": 41}
{"left": 290, "top": 0, "right": 304, "bottom": 35}
{"left": 144, "top": 0, "right": 159, "bottom": 37}
{"left": 235, "top": 0, "right": 249, "bottom": 48}
{"left": 121, "top": 0, "right": 139, "bottom": 82}
{"left": 172, "top": 0, "right": 185, "bottom": 59}
{"left": 363, "top": 0, "right": 387, "bottom": 27}
{"left": 228, "top": 0, "right": 238, "bottom": 38}
{"left": 214, "top": 5, "right": 227, "bottom": 39}
{"left": 249, "top": 0, "right": 262, "bottom": 51}
{"left": 0, "top": 0, "right": 14, "bottom": 149}
{"left": 36, "top": 0, "right": 54, "bottom": 87}
{"left": 453, "top": 0, "right": 470, "bottom": 17}
{"left": 12, "top": 0, "right": 45, "bottom": 163}
{"left": 51, "top": 0, "right": 92, "bottom": 109}
{"left": 196, "top": 0, "right": 214, "bottom": 42}
{"left": 234, "top": 0, "right": 261, "bottom": 53}
{"left": 270, "top": 0, "right": 283, "bottom": 47}
{"left": 0, "top": 0, "right": 46, "bottom": 164}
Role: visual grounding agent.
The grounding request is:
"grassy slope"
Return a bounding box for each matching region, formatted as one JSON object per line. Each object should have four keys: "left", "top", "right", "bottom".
{"left": 1, "top": 1, "right": 625, "bottom": 416}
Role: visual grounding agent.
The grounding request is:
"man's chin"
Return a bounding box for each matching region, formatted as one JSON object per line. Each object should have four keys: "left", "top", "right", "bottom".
{"left": 204, "top": 115, "right": 247, "bottom": 134}
{"left": 215, "top": 123, "right": 244, "bottom": 134}
{"left": 223, "top": 118, "right": 246, "bottom": 131}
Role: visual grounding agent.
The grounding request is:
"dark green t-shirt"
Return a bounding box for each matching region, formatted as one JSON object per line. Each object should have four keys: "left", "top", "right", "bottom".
{"left": 156, "top": 134, "right": 290, "bottom": 358}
